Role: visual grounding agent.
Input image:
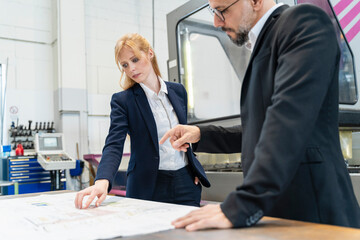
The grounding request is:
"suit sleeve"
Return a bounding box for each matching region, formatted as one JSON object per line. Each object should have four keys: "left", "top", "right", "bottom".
{"left": 193, "top": 125, "right": 242, "bottom": 153}
{"left": 95, "top": 93, "right": 129, "bottom": 192}
{"left": 220, "top": 6, "right": 340, "bottom": 227}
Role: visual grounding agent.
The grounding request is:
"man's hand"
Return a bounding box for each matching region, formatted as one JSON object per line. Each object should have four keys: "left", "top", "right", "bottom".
{"left": 74, "top": 179, "right": 109, "bottom": 209}
{"left": 159, "top": 125, "right": 201, "bottom": 152}
{"left": 172, "top": 204, "right": 233, "bottom": 231}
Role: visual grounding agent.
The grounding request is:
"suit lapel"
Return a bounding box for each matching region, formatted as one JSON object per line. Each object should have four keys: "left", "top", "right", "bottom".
{"left": 241, "top": 5, "right": 289, "bottom": 104}
{"left": 133, "top": 84, "right": 158, "bottom": 149}
{"left": 166, "top": 83, "right": 187, "bottom": 124}
{"left": 250, "top": 5, "right": 289, "bottom": 61}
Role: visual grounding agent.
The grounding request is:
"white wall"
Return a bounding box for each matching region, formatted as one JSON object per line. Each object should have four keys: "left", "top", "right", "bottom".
{"left": 0, "top": 0, "right": 189, "bottom": 179}
{"left": 0, "top": 0, "right": 55, "bottom": 143}
{"left": 85, "top": 0, "right": 189, "bottom": 153}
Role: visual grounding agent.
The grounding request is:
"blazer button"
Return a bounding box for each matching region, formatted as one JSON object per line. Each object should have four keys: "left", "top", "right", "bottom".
{"left": 245, "top": 218, "right": 252, "bottom": 227}
{"left": 255, "top": 210, "right": 263, "bottom": 220}
{"left": 250, "top": 216, "right": 256, "bottom": 224}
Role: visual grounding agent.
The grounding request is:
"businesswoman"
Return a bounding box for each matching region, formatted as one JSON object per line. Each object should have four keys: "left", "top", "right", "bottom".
{"left": 75, "top": 33, "right": 210, "bottom": 209}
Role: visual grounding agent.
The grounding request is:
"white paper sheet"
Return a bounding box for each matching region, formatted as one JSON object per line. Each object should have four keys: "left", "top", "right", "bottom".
{"left": 0, "top": 192, "right": 198, "bottom": 240}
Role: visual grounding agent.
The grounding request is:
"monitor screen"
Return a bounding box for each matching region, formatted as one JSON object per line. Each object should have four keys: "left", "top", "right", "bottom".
{"left": 38, "top": 136, "right": 63, "bottom": 151}
{"left": 44, "top": 137, "right": 57, "bottom": 147}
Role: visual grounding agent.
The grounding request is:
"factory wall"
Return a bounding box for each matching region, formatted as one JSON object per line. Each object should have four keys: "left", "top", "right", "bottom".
{"left": 0, "top": 0, "right": 55, "bottom": 130}
{"left": 85, "top": 0, "right": 189, "bottom": 153}
{"left": 0, "top": 0, "right": 188, "bottom": 190}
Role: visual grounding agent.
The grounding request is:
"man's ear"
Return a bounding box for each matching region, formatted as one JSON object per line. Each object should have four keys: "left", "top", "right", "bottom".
{"left": 252, "top": 0, "right": 263, "bottom": 11}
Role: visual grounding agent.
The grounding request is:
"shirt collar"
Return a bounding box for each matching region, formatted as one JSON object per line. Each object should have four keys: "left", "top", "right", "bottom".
{"left": 246, "top": 3, "right": 284, "bottom": 52}
{"left": 140, "top": 76, "right": 168, "bottom": 99}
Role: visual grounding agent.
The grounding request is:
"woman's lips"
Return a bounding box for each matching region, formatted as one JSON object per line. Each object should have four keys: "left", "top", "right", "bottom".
{"left": 133, "top": 73, "right": 141, "bottom": 78}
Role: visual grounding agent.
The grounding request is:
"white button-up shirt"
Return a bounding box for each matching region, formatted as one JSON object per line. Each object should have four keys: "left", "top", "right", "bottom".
{"left": 246, "top": 3, "right": 284, "bottom": 52}
{"left": 140, "top": 77, "right": 188, "bottom": 170}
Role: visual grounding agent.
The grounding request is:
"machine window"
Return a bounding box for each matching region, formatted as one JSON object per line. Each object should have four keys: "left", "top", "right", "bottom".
{"left": 176, "top": 1, "right": 358, "bottom": 125}
{"left": 176, "top": 7, "right": 251, "bottom": 123}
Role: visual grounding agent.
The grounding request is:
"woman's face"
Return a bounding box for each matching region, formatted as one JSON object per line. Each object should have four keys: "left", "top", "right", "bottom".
{"left": 119, "top": 46, "right": 153, "bottom": 84}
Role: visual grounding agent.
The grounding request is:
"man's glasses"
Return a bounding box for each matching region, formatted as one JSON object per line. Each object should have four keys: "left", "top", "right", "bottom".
{"left": 208, "top": 0, "right": 240, "bottom": 22}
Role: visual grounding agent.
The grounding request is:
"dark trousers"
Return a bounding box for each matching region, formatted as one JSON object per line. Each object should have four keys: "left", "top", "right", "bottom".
{"left": 152, "top": 165, "right": 202, "bottom": 207}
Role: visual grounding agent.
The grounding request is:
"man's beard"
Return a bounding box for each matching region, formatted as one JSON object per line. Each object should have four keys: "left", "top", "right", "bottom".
{"left": 222, "top": 27, "right": 249, "bottom": 46}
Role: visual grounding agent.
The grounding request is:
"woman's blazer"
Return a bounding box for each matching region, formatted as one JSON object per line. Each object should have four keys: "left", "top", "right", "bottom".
{"left": 95, "top": 81, "right": 210, "bottom": 200}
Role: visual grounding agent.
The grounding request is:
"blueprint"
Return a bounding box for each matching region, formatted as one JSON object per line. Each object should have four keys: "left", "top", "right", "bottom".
{"left": 0, "top": 192, "right": 198, "bottom": 240}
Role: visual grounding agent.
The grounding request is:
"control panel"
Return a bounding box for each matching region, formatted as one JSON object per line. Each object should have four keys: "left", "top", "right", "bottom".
{"left": 34, "top": 133, "right": 76, "bottom": 171}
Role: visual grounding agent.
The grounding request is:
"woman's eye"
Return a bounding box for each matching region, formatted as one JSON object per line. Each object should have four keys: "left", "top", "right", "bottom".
{"left": 132, "top": 58, "right": 139, "bottom": 63}
{"left": 122, "top": 63, "right": 128, "bottom": 68}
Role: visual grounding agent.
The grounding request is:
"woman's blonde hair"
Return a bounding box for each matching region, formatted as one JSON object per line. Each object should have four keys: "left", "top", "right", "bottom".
{"left": 115, "top": 33, "right": 161, "bottom": 90}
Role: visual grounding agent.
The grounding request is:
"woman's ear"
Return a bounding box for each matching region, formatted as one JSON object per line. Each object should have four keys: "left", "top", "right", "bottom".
{"left": 148, "top": 48, "right": 154, "bottom": 59}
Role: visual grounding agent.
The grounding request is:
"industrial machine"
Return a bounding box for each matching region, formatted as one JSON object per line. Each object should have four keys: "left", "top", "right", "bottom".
{"left": 34, "top": 133, "right": 75, "bottom": 190}
{"left": 166, "top": 0, "right": 360, "bottom": 203}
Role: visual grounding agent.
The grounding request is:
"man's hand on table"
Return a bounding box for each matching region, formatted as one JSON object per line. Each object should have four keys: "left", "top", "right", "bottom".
{"left": 172, "top": 204, "right": 233, "bottom": 231}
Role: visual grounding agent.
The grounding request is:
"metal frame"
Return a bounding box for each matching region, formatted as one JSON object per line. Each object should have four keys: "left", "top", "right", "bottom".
{"left": 295, "top": 0, "right": 358, "bottom": 106}
{"left": 166, "top": 0, "right": 360, "bottom": 127}
{"left": 166, "top": 0, "right": 208, "bottom": 83}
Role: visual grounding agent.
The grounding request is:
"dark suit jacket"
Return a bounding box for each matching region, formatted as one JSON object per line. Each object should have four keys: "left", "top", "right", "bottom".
{"left": 96, "top": 81, "right": 210, "bottom": 201}
{"left": 195, "top": 4, "right": 360, "bottom": 228}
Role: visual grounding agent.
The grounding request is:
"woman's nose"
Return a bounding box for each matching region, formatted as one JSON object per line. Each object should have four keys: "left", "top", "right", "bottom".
{"left": 129, "top": 64, "right": 136, "bottom": 72}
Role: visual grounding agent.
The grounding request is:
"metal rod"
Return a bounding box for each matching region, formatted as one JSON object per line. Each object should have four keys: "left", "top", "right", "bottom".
{"left": 152, "top": 0, "right": 155, "bottom": 49}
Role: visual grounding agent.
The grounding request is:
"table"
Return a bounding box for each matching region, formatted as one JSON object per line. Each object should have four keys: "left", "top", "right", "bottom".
{"left": 125, "top": 217, "right": 360, "bottom": 240}
{"left": 1, "top": 191, "right": 360, "bottom": 240}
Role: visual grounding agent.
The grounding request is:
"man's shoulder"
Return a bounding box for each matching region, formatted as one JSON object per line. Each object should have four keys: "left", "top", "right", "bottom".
{"left": 282, "top": 4, "right": 329, "bottom": 19}
{"left": 275, "top": 3, "right": 332, "bottom": 34}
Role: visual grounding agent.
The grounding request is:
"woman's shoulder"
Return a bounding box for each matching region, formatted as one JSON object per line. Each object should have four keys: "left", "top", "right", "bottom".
{"left": 165, "top": 80, "right": 182, "bottom": 87}
{"left": 165, "top": 81, "right": 186, "bottom": 92}
{"left": 113, "top": 85, "right": 137, "bottom": 97}
{"left": 111, "top": 87, "right": 135, "bottom": 102}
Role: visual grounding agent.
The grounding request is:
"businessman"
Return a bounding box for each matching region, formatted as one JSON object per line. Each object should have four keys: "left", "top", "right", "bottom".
{"left": 160, "top": 0, "right": 360, "bottom": 231}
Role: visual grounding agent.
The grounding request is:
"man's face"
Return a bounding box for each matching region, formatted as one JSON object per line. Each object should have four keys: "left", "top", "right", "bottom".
{"left": 209, "top": 0, "right": 256, "bottom": 46}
